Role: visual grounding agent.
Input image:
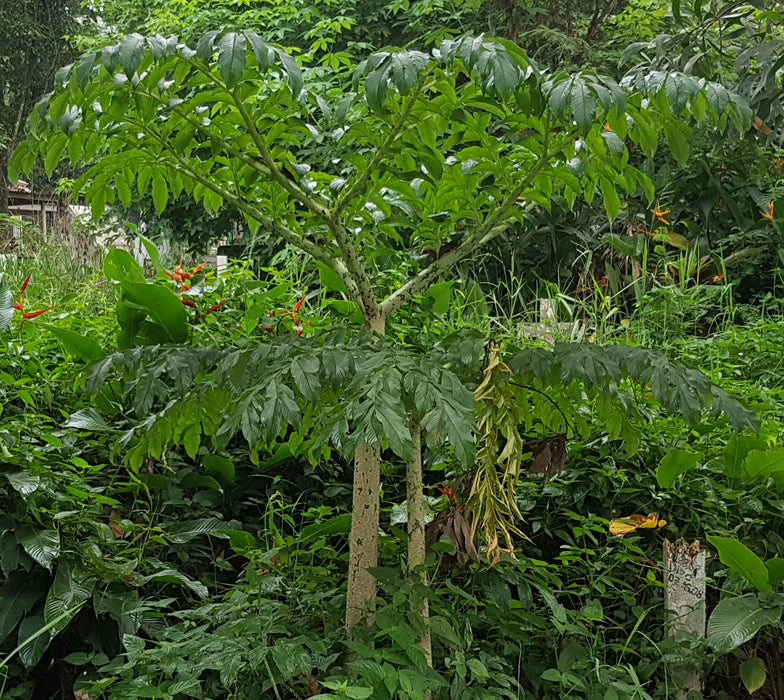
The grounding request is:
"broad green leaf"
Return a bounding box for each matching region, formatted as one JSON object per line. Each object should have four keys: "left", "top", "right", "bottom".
{"left": 657, "top": 448, "right": 700, "bottom": 489}
{"left": 317, "top": 261, "right": 349, "bottom": 294}
{"left": 275, "top": 47, "right": 303, "bottom": 98}
{"left": 44, "top": 564, "right": 94, "bottom": 635}
{"left": 221, "top": 530, "right": 257, "bottom": 554}
{"left": 139, "top": 235, "right": 162, "bottom": 272}
{"left": 63, "top": 652, "right": 92, "bottom": 666}
{"left": 374, "top": 398, "right": 412, "bottom": 459}
{"left": 5, "top": 471, "right": 41, "bottom": 495}
{"left": 165, "top": 518, "right": 236, "bottom": 544}
{"left": 601, "top": 178, "right": 620, "bottom": 220}
{"left": 46, "top": 326, "right": 105, "bottom": 361}
{"left": 707, "top": 535, "right": 770, "bottom": 592}
{"left": 467, "top": 658, "right": 489, "bottom": 681}
{"left": 710, "top": 387, "right": 760, "bottom": 432}
{"left": 17, "top": 613, "right": 51, "bottom": 668}
{"left": 740, "top": 656, "right": 766, "bottom": 693}
{"left": 742, "top": 448, "right": 784, "bottom": 482}
{"left": 570, "top": 79, "right": 597, "bottom": 133}
{"left": 202, "top": 455, "right": 235, "bottom": 483}
{"left": 196, "top": 30, "right": 220, "bottom": 62}
{"left": 58, "top": 106, "right": 82, "bottom": 137}
{"left": 44, "top": 132, "right": 68, "bottom": 177}
{"left": 768, "top": 558, "right": 784, "bottom": 589}
{"left": 492, "top": 51, "right": 519, "bottom": 97}
{"left": 0, "top": 573, "right": 47, "bottom": 644}
{"left": 151, "top": 170, "right": 169, "bottom": 214}
{"left": 115, "top": 298, "right": 147, "bottom": 348}
{"left": 429, "top": 616, "right": 461, "bottom": 646}
{"left": 217, "top": 32, "right": 247, "bottom": 88}
{"left": 723, "top": 432, "right": 769, "bottom": 479}
{"left": 104, "top": 248, "right": 146, "bottom": 284}
{"left": 708, "top": 595, "right": 782, "bottom": 653}
{"left": 138, "top": 569, "right": 208, "bottom": 599}
{"left": 244, "top": 30, "right": 274, "bottom": 68}
{"left": 704, "top": 82, "right": 729, "bottom": 115}
{"left": 16, "top": 526, "right": 60, "bottom": 571}
{"left": 290, "top": 353, "right": 321, "bottom": 399}
{"left": 122, "top": 633, "right": 146, "bottom": 661}
{"left": 299, "top": 514, "right": 352, "bottom": 543}
{"left": 425, "top": 281, "right": 452, "bottom": 315}
{"left": 64, "top": 408, "right": 112, "bottom": 432}
{"left": 271, "top": 641, "right": 312, "bottom": 679}
{"left": 663, "top": 121, "right": 690, "bottom": 165}
{"left": 120, "top": 282, "right": 189, "bottom": 343}
{"left": 118, "top": 33, "right": 146, "bottom": 77}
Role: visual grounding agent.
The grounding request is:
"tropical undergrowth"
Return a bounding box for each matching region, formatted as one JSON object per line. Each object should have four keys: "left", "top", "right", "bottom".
{"left": 1, "top": 241, "right": 784, "bottom": 699}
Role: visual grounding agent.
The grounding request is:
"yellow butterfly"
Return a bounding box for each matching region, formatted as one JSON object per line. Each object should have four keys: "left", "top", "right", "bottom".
{"left": 609, "top": 512, "right": 667, "bottom": 537}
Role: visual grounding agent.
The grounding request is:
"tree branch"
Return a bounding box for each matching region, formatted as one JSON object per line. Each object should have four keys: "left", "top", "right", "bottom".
{"left": 380, "top": 132, "right": 572, "bottom": 316}
{"left": 333, "top": 74, "right": 429, "bottom": 218}
{"left": 508, "top": 381, "right": 574, "bottom": 435}
{"left": 163, "top": 63, "right": 381, "bottom": 317}
{"left": 135, "top": 136, "right": 361, "bottom": 297}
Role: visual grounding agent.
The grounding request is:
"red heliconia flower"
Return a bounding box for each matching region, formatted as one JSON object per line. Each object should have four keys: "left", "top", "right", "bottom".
{"left": 168, "top": 258, "right": 209, "bottom": 292}
{"left": 258, "top": 325, "right": 275, "bottom": 333}
{"left": 180, "top": 299, "right": 198, "bottom": 309}
{"left": 292, "top": 292, "right": 307, "bottom": 314}
{"left": 14, "top": 274, "right": 52, "bottom": 322}
{"left": 205, "top": 300, "right": 228, "bottom": 314}
{"left": 437, "top": 483, "right": 463, "bottom": 509}
{"left": 437, "top": 484, "right": 456, "bottom": 502}
{"left": 22, "top": 307, "right": 53, "bottom": 320}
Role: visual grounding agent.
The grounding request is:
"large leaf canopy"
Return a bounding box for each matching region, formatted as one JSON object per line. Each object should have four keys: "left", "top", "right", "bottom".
{"left": 10, "top": 31, "right": 751, "bottom": 321}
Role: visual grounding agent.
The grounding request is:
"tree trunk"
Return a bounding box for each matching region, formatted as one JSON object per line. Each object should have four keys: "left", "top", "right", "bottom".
{"left": 345, "top": 312, "right": 387, "bottom": 635}
{"left": 345, "top": 441, "right": 382, "bottom": 633}
{"left": 0, "top": 155, "right": 11, "bottom": 249}
{"left": 365, "top": 311, "right": 386, "bottom": 335}
{"left": 0, "top": 156, "right": 9, "bottom": 215}
{"left": 406, "top": 416, "right": 432, "bottom": 667}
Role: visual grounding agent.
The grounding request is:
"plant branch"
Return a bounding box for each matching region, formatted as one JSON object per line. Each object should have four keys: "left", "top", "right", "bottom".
{"left": 333, "top": 74, "right": 430, "bottom": 218}
{"left": 149, "top": 145, "right": 359, "bottom": 296}
{"left": 227, "top": 85, "right": 334, "bottom": 218}
{"left": 380, "top": 132, "right": 572, "bottom": 316}
{"left": 176, "top": 61, "right": 380, "bottom": 317}
{"left": 185, "top": 57, "right": 333, "bottom": 218}
{"left": 120, "top": 87, "right": 362, "bottom": 297}
{"left": 508, "top": 381, "right": 574, "bottom": 435}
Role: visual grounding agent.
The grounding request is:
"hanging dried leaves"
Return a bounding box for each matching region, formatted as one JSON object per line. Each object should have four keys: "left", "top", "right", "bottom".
{"left": 425, "top": 508, "right": 480, "bottom": 570}
{"left": 526, "top": 433, "right": 568, "bottom": 481}
{"left": 466, "top": 340, "right": 529, "bottom": 564}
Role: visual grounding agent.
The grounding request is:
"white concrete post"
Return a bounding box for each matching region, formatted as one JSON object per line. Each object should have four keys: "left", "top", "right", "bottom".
{"left": 663, "top": 539, "right": 706, "bottom": 698}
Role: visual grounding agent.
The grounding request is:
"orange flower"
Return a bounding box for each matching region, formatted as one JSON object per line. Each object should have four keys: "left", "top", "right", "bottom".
{"left": 762, "top": 201, "right": 775, "bottom": 221}
{"left": 652, "top": 205, "right": 670, "bottom": 225}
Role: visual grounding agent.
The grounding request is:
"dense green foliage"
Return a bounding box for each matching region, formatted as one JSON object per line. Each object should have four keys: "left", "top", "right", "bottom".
{"left": 4, "top": 1, "right": 784, "bottom": 699}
